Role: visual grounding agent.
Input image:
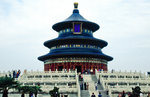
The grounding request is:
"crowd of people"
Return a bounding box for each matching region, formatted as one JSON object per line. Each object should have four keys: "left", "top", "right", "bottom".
{"left": 79, "top": 73, "right": 104, "bottom": 97}
{"left": 13, "top": 70, "right": 21, "bottom": 78}
{"left": 6, "top": 70, "right": 21, "bottom": 78}
{"left": 117, "top": 91, "right": 150, "bottom": 97}
{"left": 91, "top": 92, "right": 102, "bottom": 97}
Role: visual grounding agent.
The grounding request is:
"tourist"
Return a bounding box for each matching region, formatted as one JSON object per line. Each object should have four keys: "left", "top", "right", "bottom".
{"left": 140, "top": 92, "right": 143, "bottom": 97}
{"left": 13, "top": 70, "right": 16, "bottom": 78}
{"left": 98, "top": 92, "right": 102, "bottom": 97}
{"left": 81, "top": 74, "right": 83, "bottom": 81}
{"left": 98, "top": 78, "right": 100, "bottom": 84}
{"left": 88, "top": 69, "right": 90, "bottom": 74}
{"left": 21, "top": 92, "right": 24, "bottom": 97}
{"left": 95, "top": 82, "right": 98, "bottom": 90}
{"left": 79, "top": 73, "right": 81, "bottom": 80}
{"left": 147, "top": 93, "right": 150, "bottom": 97}
{"left": 128, "top": 92, "right": 132, "bottom": 97}
{"left": 84, "top": 82, "right": 86, "bottom": 90}
{"left": 106, "top": 88, "right": 109, "bottom": 95}
{"left": 81, "top": 82, "right": 83, "bottom": 90}
{"left": 86, "top": 82, "right": 89, "bottom": 90}
{"left": 29, "top": 92, "right": 33, "bottom": 97}
{"left": 80, "top": 82, "right": 84, "bottom": 90}
{"left": 118, "top": 93, "right": 122, "bottom": 97}
{"left": 16, "top": 70, "right": 21, "bottom": 78}
{"left": 9, "top": 71, "right": 11, "bottom": 78}
{"left": 90, "top": 69, "right": 93, "bottom": 74}
{"left": 80, "top": 83, "right": 82, "bottom": 90}
{"left": 91, "top": 93, "right": 96, "bottom": 97}
{"left": 121, "top": 91, "right": 125, "bottom": 97}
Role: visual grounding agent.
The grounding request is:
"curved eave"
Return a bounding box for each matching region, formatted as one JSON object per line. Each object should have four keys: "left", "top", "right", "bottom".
{"left": 38, "top": 52, "right": 113, "bottom": 62}
{"left": 44, "top": 37, "right": 108, "bottom": 49}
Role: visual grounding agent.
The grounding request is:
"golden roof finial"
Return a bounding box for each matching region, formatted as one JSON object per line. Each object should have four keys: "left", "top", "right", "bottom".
{"left": 74, "top": 2, "right": 78, "bottom": 9}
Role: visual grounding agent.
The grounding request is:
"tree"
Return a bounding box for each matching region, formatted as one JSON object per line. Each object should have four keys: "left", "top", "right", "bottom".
{"left": 0, "top": 76, "right": 20, "bottom": 97}
{"left": 17, "top": 85, "right": 42, "bottom": 97}
{"left": 49, "top": 87, "right": 60, "bottom": 97}
{"left": 131, "top": 86, "right": 141, "bottom": 97}
{"left": 30, "top": 86, "right": 42, "bottom": 97}
{"left": 17, "top": 85, "right": 31, "bottom": 97}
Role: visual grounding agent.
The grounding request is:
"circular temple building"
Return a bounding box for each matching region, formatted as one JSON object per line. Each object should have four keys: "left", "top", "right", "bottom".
{"left": 38, "top": 3, "right": 113, "bottom": 73}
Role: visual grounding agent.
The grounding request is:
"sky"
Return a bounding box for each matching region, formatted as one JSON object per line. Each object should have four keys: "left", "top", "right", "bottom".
{"left": 0, "top": 0, "right": 150, "bottom": 73}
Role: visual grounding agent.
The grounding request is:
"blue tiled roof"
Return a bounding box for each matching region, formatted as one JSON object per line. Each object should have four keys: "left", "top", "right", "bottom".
{"left": 38, "top": 48, "right": 113, "bottom": 61}
{"left": 52, "top": 9, "right": 99, "bottom": 32}
{"left": 38, "top": 6, "right": 113, "bottom": 62}
{"left": 44, "top": 36, "right": 108, "bottom": 49}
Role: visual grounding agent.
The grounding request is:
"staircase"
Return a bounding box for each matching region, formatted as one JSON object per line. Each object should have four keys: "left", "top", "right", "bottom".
{"left": 81, "top": 90, "right": 90, "bottom": 97}
{"left": 79, "top": 74, "right": 109, "bottom": 97}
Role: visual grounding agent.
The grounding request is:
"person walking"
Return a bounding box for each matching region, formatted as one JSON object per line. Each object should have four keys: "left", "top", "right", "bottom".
{"left": 98, "top": 92, "right": 102, "bottom": 97}
{"left": 95, "top": 82, "right": 98, "bottom": 90}
{"left": 118, "top": 93, "right": 122, "bottom": 97}
{"left": 91, "top": 93, "right": 96, "bottom": 97}
{"left": 84, "top": 82, "right": 86, "bottom": 90}
{"left": 121, "top": 91, "right": 125, "bottom": 97}
{"left": 128, "top": 92, "right": 132, "bottom": 97}
{"left": 80, "top": 83, "right": 83, "bottom": 90}
{"left": 98, "top": 79, "right": 100, "bottom": 84}
{"left": 21, "top": 92, "right": 24, "bottom": 97}
{"left": 140, "top": 92, "right": 143, "bottom": 97}
{"left": 86, "top": 82, "right": 89, "bottom": 90}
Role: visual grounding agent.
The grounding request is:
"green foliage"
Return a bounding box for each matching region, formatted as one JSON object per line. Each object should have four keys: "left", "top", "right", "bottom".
{"left": 17, "top": 85, "right": 42, "bottom": 93}
{"left": 17, "top": 86, "right": 31, "bottom": 93}
{"left": 49, "top": 87, "right": 60, "bottom": 97}
{"left": 0, "top": 76, "right": 20, "bottom": 91}
{"left": 29, "top": 86, "right": 42, "bottom": 93}
{"left": 132, "top": 86, "right": 141, "bottom": 97}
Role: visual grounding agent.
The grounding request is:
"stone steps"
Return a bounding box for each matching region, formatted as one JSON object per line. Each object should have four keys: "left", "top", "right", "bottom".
{"left": 80, "top": 74, "right": 109, "bottom": 97}
{"left": 81, "top": 90, "right": 90, "bottom": 97}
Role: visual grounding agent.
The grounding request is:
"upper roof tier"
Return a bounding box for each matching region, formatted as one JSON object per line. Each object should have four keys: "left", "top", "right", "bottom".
{"left": 52, "top": 3, "right": 100, "bottom": 32}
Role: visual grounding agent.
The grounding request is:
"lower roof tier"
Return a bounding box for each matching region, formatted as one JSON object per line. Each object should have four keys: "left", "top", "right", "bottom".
{"left": 44, "top": 36, "right": 108, "bottom": 49}
{"left": 38, "top": 48, "right": 113, "bottom": 61}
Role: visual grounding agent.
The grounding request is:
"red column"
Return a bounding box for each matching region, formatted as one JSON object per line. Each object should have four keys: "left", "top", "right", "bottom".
{"left": 101, "top": 64, "right": 103, "bottom": 70}
{"left": 70, "top": 62, "right": 72, "bottom": 70}
{"left": 67, "top": 62, "right": 70, "bottom": 71}
{"left": 56, "top": 63, "right": 58, "bottom": 70}
{"left": 87, "top": 62, "right": 89, "bottom": 70}
{"left": 66, "top": 62, "right": 68, "bottom": 71}
{"left": 44, "top": 64, "right": 49, "bottom": 71}
{"left": 47, "top": 64, "right": 49, "bottom": 71}
{"left": 73, "top": 63, "right": 75, "bottom": 70}
{"left": 96, "top": 63, "right": 99, "bottom": 71}
{"left": 71, "top": 62, "right": 74, "bottom": 70}
{"left": 84, "top": 62, "right": 86, "bottom": 71}
{"left": 65, "top": 62, "right": 67, "bottom": 70}
{"left": 51, "top": 63, "right": 54, "bottom": 71}
{"left": 81, "top": 62, "right": 84, "bottom": 73}
{"left": 103, "top": 64, "right": 108, "bottom": 71}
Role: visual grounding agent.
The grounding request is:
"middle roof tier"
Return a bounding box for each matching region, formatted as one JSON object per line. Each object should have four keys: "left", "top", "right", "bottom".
{"left": 44, "top": 36, "right": 108, "bottom": 49}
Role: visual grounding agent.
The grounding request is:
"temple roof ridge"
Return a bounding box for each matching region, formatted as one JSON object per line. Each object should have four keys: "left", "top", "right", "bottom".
{"left": 52, "top": 3, "right": 99, "bottom": 32}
